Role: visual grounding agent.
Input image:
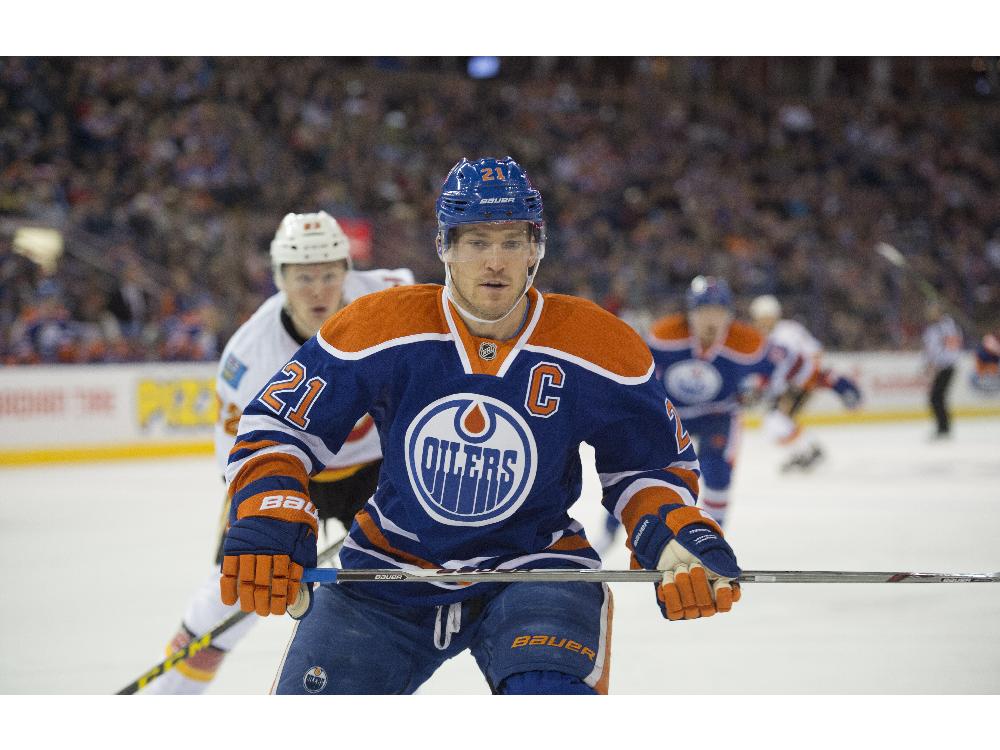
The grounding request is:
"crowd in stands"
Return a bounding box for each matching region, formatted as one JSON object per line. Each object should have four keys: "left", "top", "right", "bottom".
{"left": 2, "top": 56, "right": 998, "bottom": 364}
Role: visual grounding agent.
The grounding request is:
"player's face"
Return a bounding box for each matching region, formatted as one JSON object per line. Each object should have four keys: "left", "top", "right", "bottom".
{"left": 689, "top": 305, "right": 733, "bottom": 346}
{"left": 282, "top": 261, "right": 349, "bottom": 337}
{"left": 446, "top": 223, "right": 538, "bottom": 321}
{"left": 753, "top": 315, "right": 779, "bottom": 335}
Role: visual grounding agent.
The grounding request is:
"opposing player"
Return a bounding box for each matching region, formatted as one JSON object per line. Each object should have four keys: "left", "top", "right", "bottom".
{"left": 143, "top": 211, "right": 413, "bottom": 694}
{"left": 219, "top": 157, "right": 741, "bottom": 695}
{"left": 749, "top": 294, "right": 862, "bottom": 472}
{"left": 644, "top": 278, "right": 802, "bottom": 527}
{"left": 972, "top": 328, "right": 1000, "bottom": 394}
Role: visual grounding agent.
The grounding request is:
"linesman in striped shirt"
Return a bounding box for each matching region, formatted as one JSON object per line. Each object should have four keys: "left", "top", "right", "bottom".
{"left": 921, "top": 301, "right": 963, "bottom": 439}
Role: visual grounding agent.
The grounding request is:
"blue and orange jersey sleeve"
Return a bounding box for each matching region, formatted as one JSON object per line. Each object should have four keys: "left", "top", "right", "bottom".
{"left": 533, "top": 300, "right": 718, "bottom": 568}
{"left": 589, "top": 386, "right": 716, "bottom": 569}
{"left": 225, "top": 285, "right": 447, "bottom": 515}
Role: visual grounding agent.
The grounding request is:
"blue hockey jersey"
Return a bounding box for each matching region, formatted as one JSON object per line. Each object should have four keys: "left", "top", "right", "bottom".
{"left": 226, "top": 285, "right": 707, "bottom": 605}
{"left": 647, "top": 314, "right": 795, "bottom": 421}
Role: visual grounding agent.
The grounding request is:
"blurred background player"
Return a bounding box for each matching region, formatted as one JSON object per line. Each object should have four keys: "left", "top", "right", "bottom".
{"left": 921, "top": 301, "right": 963, "bottom": 440}
{"left": 641, "top": 277, "right": 801, "bottom": 528}
{"left": 749, "top": 294, "right": 862, "bottom": 472}
{"left": 218, "top": 157, "right": 741, "bottom": 695}
{"left": 143, "top": 211, "right": 413, "bottom": 694}
{"left": 971, "top": 327, "right": 1000, "bottom": 394}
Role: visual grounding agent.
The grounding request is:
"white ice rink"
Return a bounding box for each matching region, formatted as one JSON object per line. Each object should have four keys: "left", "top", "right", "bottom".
{"left": 2, "top": 417, "right": 998, "bottom": 695}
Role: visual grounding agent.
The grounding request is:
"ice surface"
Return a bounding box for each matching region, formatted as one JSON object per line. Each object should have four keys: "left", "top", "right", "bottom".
{"left": 1, "top": 418, "right": 998, "bottom": 694}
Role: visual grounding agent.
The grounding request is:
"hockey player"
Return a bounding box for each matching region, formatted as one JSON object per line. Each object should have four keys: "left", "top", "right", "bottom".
{"left": 218, "top": 157, "right": 741, "bottom": 695}
{"left": 921, "top": 301, "right": 963, "bottom": 439}
{"left": 645, "top": 278, "right": 802, "bottom": 527}
{"left": 971, "top": 329, "right": 1000, "bottom": 393}
{"left": 748, "top": 294, "right": 862, "bottom": 472}
{"left": 144, "top": 211, "right": 413, "bottom": 694}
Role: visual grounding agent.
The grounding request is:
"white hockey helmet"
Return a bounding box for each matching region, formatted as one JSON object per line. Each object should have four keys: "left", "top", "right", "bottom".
{"left": 269, "top": 211, "right": 352, "bottom": 269}
{"left": 749, "top": 294, "right": 782, "bottom": 321}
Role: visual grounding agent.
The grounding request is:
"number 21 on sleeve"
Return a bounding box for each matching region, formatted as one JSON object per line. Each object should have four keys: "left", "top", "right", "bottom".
{"left": 665, "top": 400, "right": 691, "bottom": 452}
{"left": 258, "top": 361, "right": 327, "bottom": 429}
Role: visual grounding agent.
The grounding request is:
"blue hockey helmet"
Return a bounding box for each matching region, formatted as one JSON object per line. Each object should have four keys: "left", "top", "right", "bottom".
{"left": 435, "top": 156, "right": 545, "bottom": 260}
{"left": 686, "top": 275, "right": 733, "bottom": 310}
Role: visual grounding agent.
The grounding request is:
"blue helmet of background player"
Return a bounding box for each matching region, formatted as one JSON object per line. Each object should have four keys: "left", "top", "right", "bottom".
{"left": 435, "top": 156, "right": 546, "bottom": 262}
{"left": 686, "top": 275, "right": 733, "bottom": 310}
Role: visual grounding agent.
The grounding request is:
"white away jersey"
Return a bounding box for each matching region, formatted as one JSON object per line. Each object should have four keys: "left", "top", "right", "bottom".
{"left": 766, "top": 319, "right": 821, "bottom": 390}
{"left": 214, "top": 268, "right": 414, "bottom": 473}
{"left": 769, "top": 319, "right": 822, "bottom": 359}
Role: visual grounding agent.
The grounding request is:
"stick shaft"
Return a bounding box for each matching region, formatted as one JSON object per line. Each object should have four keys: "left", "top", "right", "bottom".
{"left": 301, "top": 567, "right": 1000, "bottom": 585}
{"left": 116, "top": 537, "right": 345, "bottom": 695}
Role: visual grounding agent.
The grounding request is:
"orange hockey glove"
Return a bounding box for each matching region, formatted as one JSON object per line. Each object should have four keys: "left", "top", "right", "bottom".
{"left": 219, "top": 495, "right": 318, "bottom": 617}
{"left": 220, "top": 553, "right": 306, "bottom": 617}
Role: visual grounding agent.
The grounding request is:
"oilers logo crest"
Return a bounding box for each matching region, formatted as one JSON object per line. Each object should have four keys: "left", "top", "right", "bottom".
{"left": 404, "top": 394, "right": 537, "bottom": 526}
{"left": 303, "top": 666, "right": 327, "bottom": 693}
{"left": 663, "top": 360, "right": 723, "bottom": 404}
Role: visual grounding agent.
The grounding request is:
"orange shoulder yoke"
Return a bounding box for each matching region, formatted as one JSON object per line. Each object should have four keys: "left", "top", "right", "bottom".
{"left": 319, "top": 284, "right": 447, "bottom": 353}
{"left": 724, "top": 320, "right": 765, "bottom": 355}
{"left": 529, "top": 294, "right": 652, "bottom": 378}
{"left": 648, "top": 313, "right": 690, "bottom": 343}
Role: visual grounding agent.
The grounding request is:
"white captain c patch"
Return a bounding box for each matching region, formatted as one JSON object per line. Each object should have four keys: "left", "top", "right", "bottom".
{"left": 404, "top": 394, "right": 537, "bottom": 527}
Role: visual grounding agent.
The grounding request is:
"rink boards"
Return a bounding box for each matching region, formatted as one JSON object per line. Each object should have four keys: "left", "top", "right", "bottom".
{"left": 1, "top": 351, "right": 998, "bottom": 465}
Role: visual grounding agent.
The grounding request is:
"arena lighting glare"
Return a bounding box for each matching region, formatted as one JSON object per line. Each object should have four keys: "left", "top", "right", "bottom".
{"left": 468, "top": 56, "right": 500, "bottom": 79}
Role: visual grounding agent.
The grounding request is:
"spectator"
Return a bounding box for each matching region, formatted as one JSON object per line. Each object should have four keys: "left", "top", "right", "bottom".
{"left": 1, "top": 57, "right": 997, "bottom": 362}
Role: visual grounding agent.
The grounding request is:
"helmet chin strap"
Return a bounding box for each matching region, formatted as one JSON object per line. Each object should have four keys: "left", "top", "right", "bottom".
{"left": 444, "top": 263, "right": 539, "bottom": 327}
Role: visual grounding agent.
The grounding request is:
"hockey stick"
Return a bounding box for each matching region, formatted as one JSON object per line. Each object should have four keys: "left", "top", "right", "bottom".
{"left": 301, "top": 567, "right": 1000, "bottom": 584}
{"left": 116, "top": 535, "right": 346, "bottom": 695}
{"left": 876, "top": 242, "right": 979, "bottom": 333}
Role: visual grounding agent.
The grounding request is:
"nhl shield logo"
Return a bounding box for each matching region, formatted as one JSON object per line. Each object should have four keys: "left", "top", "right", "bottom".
{"left": 404, "top": 394, "right": 537, "bottom": 526}
{"left": 478, "top": 341, "right": 498, "bottom": 361}
{"left": 303, "top": 666, "right": 327, "bottom": 693}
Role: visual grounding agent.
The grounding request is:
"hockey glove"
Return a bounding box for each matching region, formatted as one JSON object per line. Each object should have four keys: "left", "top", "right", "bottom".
{"left": 831, "top": 375, "right": 862, "bottom": 409}
{"left": 219, "top": 497, "right": 318, "bottom": 617}
{"left": 655, "top": 519, "right": 741, "bottom": 621}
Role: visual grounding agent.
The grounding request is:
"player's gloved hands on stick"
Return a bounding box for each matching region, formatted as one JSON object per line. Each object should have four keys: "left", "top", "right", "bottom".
{"left": 219, "top": 499, "right": 318, "bottom": 617}
{"left": 656, "top": 521, "right": 741, "bottom": 621}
